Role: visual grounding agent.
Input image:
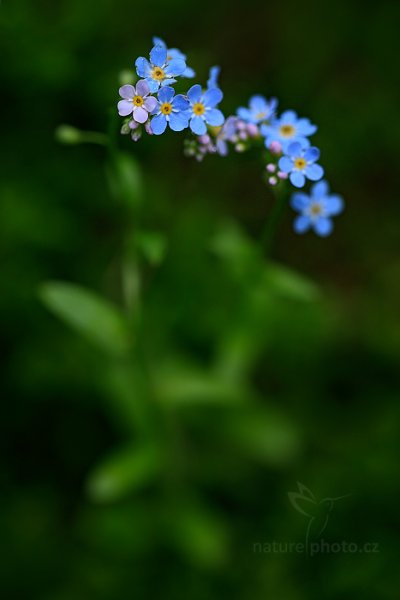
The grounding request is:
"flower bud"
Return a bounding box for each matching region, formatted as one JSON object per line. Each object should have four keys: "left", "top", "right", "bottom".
{"left": 246, "top": 123, "right": 259, "bottom": 137}
{"left": 266, "top": 163, "right": 276, "bottom": 173}
{"left": 269, "top": 141, "right": 282, "bottom": 155}
{"left": 199, "top": 134, "right": 211, "bottom": 145}
{"left": 55, "top": 125, "right": 82, "bottom": 145}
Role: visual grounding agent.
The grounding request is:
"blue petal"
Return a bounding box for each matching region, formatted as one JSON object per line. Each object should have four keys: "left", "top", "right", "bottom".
{"left": 183, "top": 67, "right": 195, "bottom": 78}
{"left": 265, "top": 135, "right": 280, "bottom": 149}
{"left": 269, "top": 97, "right": 279, "bottom": 112}
{"left": 305, "top": 163, "right": 324, "bottom": 181}
{"left": 135, "top": 57, "right": 151, "bottom": 78}
{"left": 282, "top": 136, "right": 310, "bottom": 153}
{"left": 165, "top": 58, "right": 186, "bottom": 76}
{"left": 297, "top": 118, "right": 317, "bottom": 136}
{"left": 152, "top": 37, "right": 166, "bottom": 48}
{"left": 161, "top": 78, "right": 177, "bottom": 87}
{"left": 169, "top": 111, "right": 189, "bottom": 131}
{"left": 190, "top": 116, "right": 207, "bottom": 135}
{"left": 203, "top": 87, "right": 223, "bottom": 108}
{"left": 151, "top": 114, "right": 168, "bottom": 135}
{"left": 207, "top": 66, "right": 220, "bottom": 89}
{"left": 311, "top": 180, "right": 329, "bottom": 199}
{"left": 205, "top": 109, "right": 224, "bottom": 126}
{"left": 187, "top": 84, "right": 202, "bottom": 103}
{"left": 168, "top": 48, "right": 186, "bottom": 61}
{"left": 147, "top": 78, "right": 160, "bottom": 93}
{"left": 249, "top": 95, "right": 267, "bottom": 110}
{"left": 150, "top": 45, "right": 167, "bottom": 67}
{"left": 291, "top": 193, "right": 310, "bottom": 211}
{"left": 278, "top": 156, "right": 293, "bottom": 172}
{"left": 280, "top": 110, "right": 297, "bottom": 124}
{"left": 304, "top": 147, "right": 320, "bottom": 163}
{"left": 216, "top": 139, "right": 228, "bottom": 156}
{"left": 314, "top": 217, "right": 333, "bottom": 237}
{"left": 260, "top": 124, "right": 272, "bottom": 137}
{"left": 237, "top": 107, "right": 252, "bottom": 122}
{"left": 294, "top": 215, "right": 311, "bottom": 234}
{"left": 324, "top": 194, "right": 344, "bottom": 216}
{"left": 290, "top": 171, "right": 306, "bottom": 188}
{"left": 158, "top": 86, "right": 175, "bottom": 103}
{"left": 172, "top": 94, "right": 190, "bottom": 111}
{"left": 287, "top": 142, "right": 302, "bottom": 157}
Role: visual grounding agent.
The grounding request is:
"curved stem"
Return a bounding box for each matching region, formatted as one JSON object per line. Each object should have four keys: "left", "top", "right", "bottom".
{"left": 260, "top": 185, "right": 289, "bottom": 256}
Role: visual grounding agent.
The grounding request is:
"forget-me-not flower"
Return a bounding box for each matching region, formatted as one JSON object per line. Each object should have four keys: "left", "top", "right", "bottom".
{"left": 261, "top": 110, "right": 317, "bottom": 151}
{"left": 278, "top": 141, "right": 324, "bottom": 188}
{"left": 237, "top": 95, "right": 277, "bottom": 125}
{"left": 150, "top": 86, "right": 190, "bottom": 135}
{"left": 186, "top": 84, "right": 224, "bottom": 135}
{"left": 117, "top": 80, "right": 158, "bottom": 122}
{"left": 135, "top": 44, "right": 187, "bottom": 93}
{"left": 153, "top": 36, "right": 195, "bottom": 78}
{"left": 291, "top": 180, "right": 344, "bottom": 236}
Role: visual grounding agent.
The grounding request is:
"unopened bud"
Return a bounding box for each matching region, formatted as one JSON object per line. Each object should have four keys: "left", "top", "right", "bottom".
{"left": 269, "top": 141, "right": 282, "bottom": 155}
{"left": 55, "top": 125, "right": 82, "bottom": 144}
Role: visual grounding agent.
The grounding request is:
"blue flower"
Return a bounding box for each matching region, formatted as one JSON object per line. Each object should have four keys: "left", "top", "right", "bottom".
{"left": 153, "top": 36, "right": 195, "bottom": 78}
{"left": 237, "top": 95, "right": 277, "bottom": 125}
{"left": 261, "top": 110, "right": 317, "bottom": 151}
{"left": 186, "top": 84, "right": 225, "bottom": 135}
{"left": 291, "top": 180, "right": 344, "bottom": 237}
{"left": 135, "top": 44, "right": 187, "bottom": 93}
{"left": 150, "top": 86, "right": 190, "bottom": 135}
{"left": 278, "top": 142, "right": 324, "bottom": 188}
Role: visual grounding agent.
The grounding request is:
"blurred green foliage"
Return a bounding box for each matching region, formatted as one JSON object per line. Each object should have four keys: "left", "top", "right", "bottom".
{"left": 1, "top": 0, "right": 399, "bottom": 598}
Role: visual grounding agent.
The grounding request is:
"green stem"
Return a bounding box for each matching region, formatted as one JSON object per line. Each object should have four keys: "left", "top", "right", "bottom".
{"left": 260, "top": 185, "right": 289, "bottom": 256}
{"left": 79, "top": 131, "right": 108, "bottom": 145}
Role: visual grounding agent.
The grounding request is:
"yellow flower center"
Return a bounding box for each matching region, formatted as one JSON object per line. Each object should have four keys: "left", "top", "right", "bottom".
{"left": 193, "top": 102, "right": 205, "bottom": 116}
{"left": 294, "top": 157, "right": 307, "bottom": 170}
{"left": 161, "top": 102, "right": 173, "bottom": 115}
{"left": 279, "top": 124, "right": 295, "bottom": 138}
{"left": 310, "top": 203, "right": 322, "bottom": 216}
{"left": 152, "top": 67, "right": 165, "bottom": 81}
{"left": 255, "top": 111, "right": 266, "bottom": 120}
{"left": 133, "top": 95, "right": 144, "bottom": 107}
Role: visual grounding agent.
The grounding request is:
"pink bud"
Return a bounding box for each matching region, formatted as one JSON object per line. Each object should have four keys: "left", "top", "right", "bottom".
{"left": 129, "top": 120, "right": 139, "bottom": 130}
{"left": 269, "top": 141, "right": 282, "bottom": 155}
{"left": 239, "top": 131, "right": 248, "bottom": 141}
{"left": 247, "top": 123, "right": 259, "bottom": 137}
{"left": 144, "top": 122, "right": 153, "bottom": 135}
{"left": 268, "top": 176, "right": 278, "bottom": 186}
{"left": 199, "top": 134, "right": 211, "bottom": 145}
{"left": 277, "top": 171, "right": 288, "bottom": 180}
{"left": 236, "top": 120, "right": 247, "bottom": 131}
{"left": 266, "top": 163, "right": 276, "bottom": 173}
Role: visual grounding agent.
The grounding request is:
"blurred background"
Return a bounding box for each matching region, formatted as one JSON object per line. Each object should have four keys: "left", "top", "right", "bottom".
{"left": 1, "top": 0, "right": 399, "bottom": 598}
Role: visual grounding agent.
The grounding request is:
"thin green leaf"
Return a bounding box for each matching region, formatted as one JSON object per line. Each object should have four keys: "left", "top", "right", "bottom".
{"left": 39, "top": 281, "right": 131, "bottom": 356}
{"left": 86, "top": 444, "right": 160, "bottom": 503}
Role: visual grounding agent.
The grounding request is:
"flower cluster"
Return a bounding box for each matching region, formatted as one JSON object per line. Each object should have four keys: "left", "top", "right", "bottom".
{"left": 118, "top": 37, "right": 224, "bottom": 142}
{"left": 117, "top": 38, "right": 344, "bottom": 237}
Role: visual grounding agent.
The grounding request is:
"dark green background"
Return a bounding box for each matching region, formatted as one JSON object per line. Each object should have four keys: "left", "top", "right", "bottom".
{"left": 1, "top": 0, "right": 399, "bottom": 598}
